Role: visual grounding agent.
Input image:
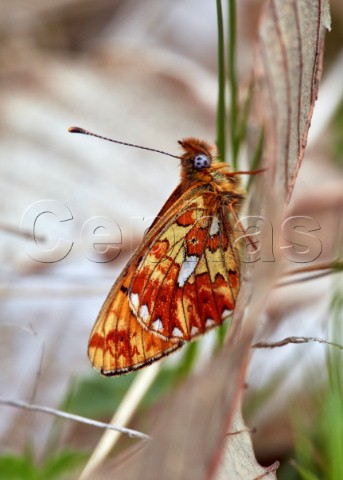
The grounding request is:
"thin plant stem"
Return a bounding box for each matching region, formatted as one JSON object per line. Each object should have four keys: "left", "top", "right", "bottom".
{"left": 247, "top": 128, "right": 264, "bottom": 191}
{"left": 216, "top": 0, "right": 226, "bottom": 162}
{"left": 228, "top": 0, "right": 239, "bottom": 170}
{"left": 0, "top": 397, "right": 150, "bottom": 440}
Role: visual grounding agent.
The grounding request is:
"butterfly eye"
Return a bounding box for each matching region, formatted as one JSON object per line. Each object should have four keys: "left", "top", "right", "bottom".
{"left": 193, "top": 154, "right": 210, "bottom": 170}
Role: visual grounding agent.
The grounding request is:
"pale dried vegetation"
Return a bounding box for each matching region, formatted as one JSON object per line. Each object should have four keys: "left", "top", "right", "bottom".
{"left": 0, "top": 1, "right": 343, "bottom": 479}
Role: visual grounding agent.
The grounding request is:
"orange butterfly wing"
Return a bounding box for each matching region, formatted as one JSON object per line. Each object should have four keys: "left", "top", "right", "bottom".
{"left": 88, "top": 186, "right": 195, "bottom": 375}
{"left": 127, "top": 187, "right": 240, "bottom": 341}
{"left": 88, "top": 182, "right": 241, "bottom": 375}
{"left": 88, "top": 265, "right": 183, "bottom": 375}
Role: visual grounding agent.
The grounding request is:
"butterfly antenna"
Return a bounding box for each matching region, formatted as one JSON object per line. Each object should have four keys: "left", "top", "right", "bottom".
{"left": 68, "top": 126, "right": 181, "bottom": 159}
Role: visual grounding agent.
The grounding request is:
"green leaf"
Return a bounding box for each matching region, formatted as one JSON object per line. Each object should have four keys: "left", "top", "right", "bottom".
{"left": 41, "top": 451, "right": 87, "bottom": 480}
{"left": 0, "top": 453, "right": 37, "bottom": 480}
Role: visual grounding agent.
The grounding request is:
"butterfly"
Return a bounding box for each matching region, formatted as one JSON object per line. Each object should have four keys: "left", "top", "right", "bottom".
{"left": 69, "top": 128, "right": 247, "bottom": 375}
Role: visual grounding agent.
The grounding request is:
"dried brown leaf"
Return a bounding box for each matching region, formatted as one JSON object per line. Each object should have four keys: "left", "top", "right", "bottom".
{"left": 252, "top": 0, "right": 331, "bottom": 202}
{"left": 216, "top": 407, "right": 278, "bottom": 480}
{"left": 111, "top": 339, "right": 249, "bottom": 480}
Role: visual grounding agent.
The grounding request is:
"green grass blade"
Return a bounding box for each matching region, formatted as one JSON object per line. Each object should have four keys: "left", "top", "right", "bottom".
{"left": 216, "top": 0, "right": 226, "bottom": 162}
{"left": 247, "top": 128, "right": 264, "bottom": 191}
{"left": 228, "top": 0, "right": 239, "bottom": 170}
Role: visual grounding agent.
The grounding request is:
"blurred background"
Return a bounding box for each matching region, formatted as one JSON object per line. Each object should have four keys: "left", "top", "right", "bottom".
{"left": 1, "top": 0, "right": 343, "bottom": 478}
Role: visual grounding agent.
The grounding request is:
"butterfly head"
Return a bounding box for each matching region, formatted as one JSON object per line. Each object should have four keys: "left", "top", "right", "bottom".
{"left": 178, "top": 137, "right": 214, "bottom": 182}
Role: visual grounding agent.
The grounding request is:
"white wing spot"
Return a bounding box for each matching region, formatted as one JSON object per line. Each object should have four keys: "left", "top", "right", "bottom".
{"left": 130, "top": 293, "right": 139, "bottom": 311}
{"left": 222, "top": 309, "right": 233, "bottom": 319}
{"left": 205, "top": 318, "right": 216, "bottom": 327}
{"left": 177, "top": 255, "right": 198, "bottom": 287}
{"left": 191, "top": 326, "right": 199, "bottom": 335}
{"left": 172, "top": 327, "right": 183, "bottom": 337}
{"left": 139, "top": 304, "right": 149, "bottom": 322}
{"left": 210, "top": 216, "right": 220, "bottom": 236}
{"left": 152, "top": 318, "right": 164, "bottom": 332}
